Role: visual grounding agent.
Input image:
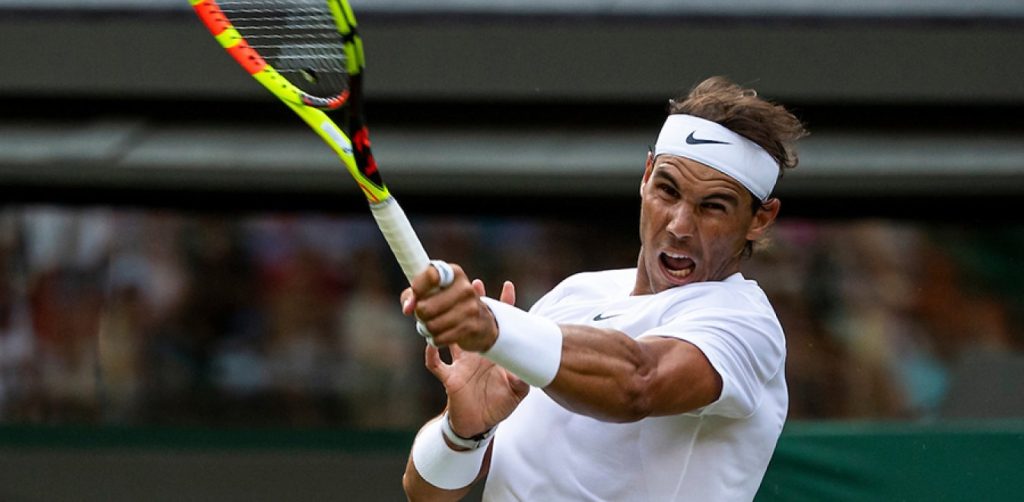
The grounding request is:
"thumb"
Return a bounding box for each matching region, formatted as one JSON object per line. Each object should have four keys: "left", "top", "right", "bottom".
{"left": 507, "top": 372, "right": 530, "bottom": 400}
{"left": 424, "top": 345, "right": 448, "bottom": 381}
{"left": 449, "top": 342, "right": 465, "bottom": 361}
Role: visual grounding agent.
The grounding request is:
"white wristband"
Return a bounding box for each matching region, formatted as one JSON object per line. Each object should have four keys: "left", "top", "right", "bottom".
{"left": 440, "top": 411, "right": 496, "bottom": 450}
{"left": 480, "top": 297, "right": 563, "bottom": 388}
{"left": 411, "top": 417, "right": 489, "bottom": 490}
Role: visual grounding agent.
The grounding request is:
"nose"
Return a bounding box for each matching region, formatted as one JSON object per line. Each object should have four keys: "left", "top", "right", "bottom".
{"left": 666, "top": 204, "right": 696, "bottom": 240}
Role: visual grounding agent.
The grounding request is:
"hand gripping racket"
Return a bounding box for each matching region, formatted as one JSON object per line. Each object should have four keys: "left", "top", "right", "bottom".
{"left": 189, "top": 0, "right": 447, "bottom": 290}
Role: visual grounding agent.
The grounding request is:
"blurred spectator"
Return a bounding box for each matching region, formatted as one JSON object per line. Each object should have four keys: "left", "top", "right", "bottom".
{"left": 0, "top": 213, "right": 36, "bottom": 420}
{"left": 337, "top": 249, "right": 423, "bottom": 428}
{"left": 22, "top": 208, "right": 112, "bottom": 422}
{"left": 0, "top": 206, "right": 1021, "bottom": 427}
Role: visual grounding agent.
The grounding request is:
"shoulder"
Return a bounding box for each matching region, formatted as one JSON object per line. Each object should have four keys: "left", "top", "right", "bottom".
{"left": 640, "top": 274, "right": 784, "bottom": 345}
{"left": 553, "top": 268, "right": 635, "bottom": 302}
{"left": 558, "top": 268, "right": 635, "bottom": 292}
{"left": 658, "top": 273, "right": 775, "bottom": 319}
{"left": 528, "top": 268, "right": 635, "bottom": 313}
{"left": 642, "top": 275, "right": 786, "bottom": 418}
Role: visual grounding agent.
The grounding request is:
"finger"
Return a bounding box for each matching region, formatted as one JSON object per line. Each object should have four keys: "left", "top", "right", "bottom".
{"left": 416, "top": 320, "right": 439, "bottom": 347}
{"left": 419, "top": 293, "right": 486, "bottom": 347}
{"left": 414, "top": 271, "right": 475, "bottom": 322}
{"left": 429, "top": 260, "right": 455, "bottom": 288}
{"left": 471, "top": 278, "right": 486, "bottom": 297}
{"left": 500, "top": 280, "right": 516, "bottom": 305}
{"left": 411, "top": 262, "right": 466, "bottom": 298}
{"left": 400, "top": 287, "right": 416, "bottom": 316}
{"left": 424, "top": 345, "right": 448, "bottom": 380}
{"left": 410, "top": 263, "right": 443, "bottom": 297}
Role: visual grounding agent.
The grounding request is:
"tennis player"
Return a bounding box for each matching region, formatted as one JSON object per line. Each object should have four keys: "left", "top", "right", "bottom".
{"left": 401, "top": 76, "right": 807, "bottom": 501}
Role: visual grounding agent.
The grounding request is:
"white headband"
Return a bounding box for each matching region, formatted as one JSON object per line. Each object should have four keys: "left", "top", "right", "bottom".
{"left": 654, "top": 114, "right": 778, "bottom": 201}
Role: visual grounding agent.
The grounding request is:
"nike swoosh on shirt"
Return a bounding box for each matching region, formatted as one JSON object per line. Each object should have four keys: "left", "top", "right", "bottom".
{"left": 685, "top": 131, "right": 731, "bottom": 145}
{"left": 592, "top": 312, "right": 624, "bottom": 322}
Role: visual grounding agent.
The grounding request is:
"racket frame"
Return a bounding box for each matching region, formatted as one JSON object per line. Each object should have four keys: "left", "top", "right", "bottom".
{"left": 190, "top": 0, "right": 431, "bottom": 282}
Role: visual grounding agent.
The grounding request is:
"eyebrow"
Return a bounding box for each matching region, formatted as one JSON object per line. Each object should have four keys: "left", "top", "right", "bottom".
{"left": 652, "top": 169, "right": 741, "bottom": 206}
{"left": 651, "top": 170, "right": 678, "bottom": 186}
{"left": 704, "top": 192, "right": 740, "bottom": 206}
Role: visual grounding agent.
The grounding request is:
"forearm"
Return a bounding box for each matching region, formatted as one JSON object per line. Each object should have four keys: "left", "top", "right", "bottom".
{"left": 402, "top": 458, "right": 479, "bottom": 502}
{"left": 479, "top": 298, "right": 721, "bottom": 424}
{"left": 402, "top": 417, "right": 491, "bottom": 502}
{"left": 544, "top": 325, "right": 722, "bottom": 421}
{"left": 481, "top": 296, "right": 658, "bottom": 421}
{"left": 543, "top": 324, "right": 658, "bottom": 422}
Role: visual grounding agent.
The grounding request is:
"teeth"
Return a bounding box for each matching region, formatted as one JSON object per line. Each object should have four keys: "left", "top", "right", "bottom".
{"left": 661, "top": 251, "right": 694, "bottom": 279}
{"left": 667, "top": 267, "right": 692, "bottom": 278}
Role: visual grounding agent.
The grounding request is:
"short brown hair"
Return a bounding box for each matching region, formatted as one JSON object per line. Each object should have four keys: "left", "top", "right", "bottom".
{"left": 668, "top": 76, "right": 807, "bottom": 186}
{"left": 669, "top": 77, "right": 807, "bottom": 258}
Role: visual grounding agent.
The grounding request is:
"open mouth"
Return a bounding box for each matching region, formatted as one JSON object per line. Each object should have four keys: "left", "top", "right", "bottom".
{"left": 659, "top": 252, "right": 696, "bottom": 279}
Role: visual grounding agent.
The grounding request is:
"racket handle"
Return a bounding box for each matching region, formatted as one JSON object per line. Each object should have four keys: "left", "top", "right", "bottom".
{"left": 369, "top": 197, "right": 431, "bottom": 284}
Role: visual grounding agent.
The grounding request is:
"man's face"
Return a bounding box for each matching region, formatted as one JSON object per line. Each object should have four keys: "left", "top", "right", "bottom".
{"left": 633, "top": 154, "right": 779, "bottom": 295}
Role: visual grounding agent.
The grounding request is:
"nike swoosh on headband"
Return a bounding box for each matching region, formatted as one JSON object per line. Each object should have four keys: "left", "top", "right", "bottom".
{"left": 657, "top": 115, "right": 777, "bottom": 201}
{"left": 685, "top": 131, "right": 731, "bottom": 145}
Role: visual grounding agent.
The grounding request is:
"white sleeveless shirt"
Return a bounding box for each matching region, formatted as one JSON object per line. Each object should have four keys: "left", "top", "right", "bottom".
{"left": 482, "top": 269, "right": 788, "bottom": 501}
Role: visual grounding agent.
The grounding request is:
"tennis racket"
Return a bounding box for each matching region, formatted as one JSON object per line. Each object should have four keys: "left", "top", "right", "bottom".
{"left": 189, "top": 0, "right": 433, "bottom": 284}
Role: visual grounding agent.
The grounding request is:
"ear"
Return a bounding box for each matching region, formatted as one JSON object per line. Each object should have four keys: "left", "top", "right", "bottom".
{"left": 746, "top": 198, "right": 781, "bottom": 242}
{"left": 640, "top": 151, "right": 654, "bottom": 195}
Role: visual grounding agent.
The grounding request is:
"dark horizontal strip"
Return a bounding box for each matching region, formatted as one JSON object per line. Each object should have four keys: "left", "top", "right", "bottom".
{"left": 2, "top": 3, "right": 1024, "bottom": 28}
{"left": 3, "top": 184, "right": 1024, "bottom": 224}
{"left": 1, "top": 420, "right": 1020, "bottom": 452}
{"left": 0, "top": 424, "right": 416, "bottom": 453}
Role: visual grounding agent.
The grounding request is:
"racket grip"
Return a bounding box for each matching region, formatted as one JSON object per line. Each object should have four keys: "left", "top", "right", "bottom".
{"left": 369, "top": 197, "right": 431, "bottom": 284}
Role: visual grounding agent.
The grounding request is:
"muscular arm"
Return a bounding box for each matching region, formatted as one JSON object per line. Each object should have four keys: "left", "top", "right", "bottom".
{"left": 544, "top": 325, "right": 723, "bottom": 422}
{"left": 406, "top": 265, "right": 723, "bottom": 425}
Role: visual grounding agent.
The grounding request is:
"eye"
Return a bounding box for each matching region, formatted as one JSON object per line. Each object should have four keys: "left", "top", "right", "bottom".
{"left": 701, "top": 201, "right": 727, "bottom": 212}
{"left": 656, "top": 183, "right": 679, "bottom": 198}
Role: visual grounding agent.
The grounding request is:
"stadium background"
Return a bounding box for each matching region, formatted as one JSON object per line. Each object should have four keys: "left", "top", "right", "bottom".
{"left": 0, "top": 0, "right": 1022, "bottom": 500}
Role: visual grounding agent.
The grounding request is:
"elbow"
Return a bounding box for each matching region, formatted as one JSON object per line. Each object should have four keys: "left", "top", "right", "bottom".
{"left": 601, "top": 342, "right": 660, "bottom": 422}
{"left": 611, "top": 372, "right": 656, "bottom": 422}
{"left": 550, "top": 329, "right": 663, "bottom": 423}
{"left": 585, "top": 358, "right": 657, "bottom": 423}
{"left": 613, "top": 340, "right": 660, "bottom": 422}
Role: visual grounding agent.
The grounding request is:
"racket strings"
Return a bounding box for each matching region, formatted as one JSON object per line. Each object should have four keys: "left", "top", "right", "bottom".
{"left": 219, "top": 0, "right": 350, "bottom": 98}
